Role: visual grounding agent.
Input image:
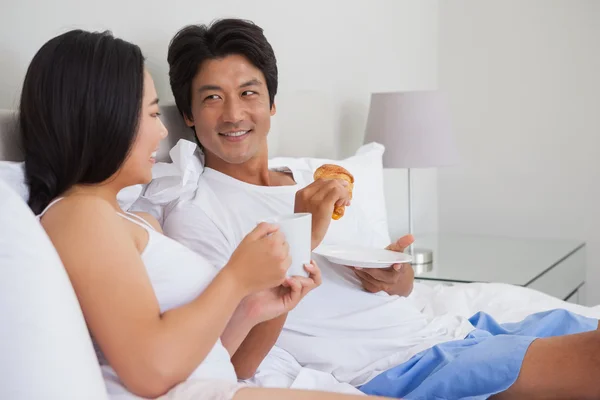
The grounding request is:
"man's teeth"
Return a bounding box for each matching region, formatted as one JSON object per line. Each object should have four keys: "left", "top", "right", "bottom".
{"left": 221, "top": 130, "right": 248, "bottom": 137}
{"left": 151, "top": 151, "right": 157, "bottom": 158}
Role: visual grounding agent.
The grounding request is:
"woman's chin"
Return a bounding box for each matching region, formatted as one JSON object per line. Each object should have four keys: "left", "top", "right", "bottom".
{"left": 140, "top": 173, "right": 153, "bottom": 185}
{"left": 127, "top": 171, "right": 152, "bottom": 187}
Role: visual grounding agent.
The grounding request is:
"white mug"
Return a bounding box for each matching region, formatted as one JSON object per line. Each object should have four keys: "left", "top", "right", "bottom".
{"left": 261, "top": 213, "right": 312, "bottom": 277}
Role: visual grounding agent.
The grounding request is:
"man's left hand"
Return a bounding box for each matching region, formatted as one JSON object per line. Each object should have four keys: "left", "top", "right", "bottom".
{"left": 352, "top": 235, "right": 415, "bottom": 296}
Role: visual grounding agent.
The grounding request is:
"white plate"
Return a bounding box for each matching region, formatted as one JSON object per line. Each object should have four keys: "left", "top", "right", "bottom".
{"left": 313, "top": 244, "right": 413, "bottom": 268}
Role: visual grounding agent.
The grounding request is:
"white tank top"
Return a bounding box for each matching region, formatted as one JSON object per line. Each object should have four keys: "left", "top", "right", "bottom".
{"left": 38, "top": 198, "right": 237, "bottom": 394}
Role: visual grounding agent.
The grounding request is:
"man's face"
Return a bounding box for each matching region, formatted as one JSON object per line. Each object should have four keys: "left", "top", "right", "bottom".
{"left": 185, "top": 54, "right": 276, "bottom": 166}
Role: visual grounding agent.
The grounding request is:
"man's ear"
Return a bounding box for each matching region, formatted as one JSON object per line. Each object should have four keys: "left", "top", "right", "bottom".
{"left": 184, "top": 113, "right": 194, "bottom": 128}
{"left": 270, "top": 102, "right": 277, "bottom": 116}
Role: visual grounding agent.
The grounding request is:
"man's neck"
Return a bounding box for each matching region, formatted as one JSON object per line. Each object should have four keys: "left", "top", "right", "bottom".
{"left": 205, "top": 152, "right": 295, "bottom": 187}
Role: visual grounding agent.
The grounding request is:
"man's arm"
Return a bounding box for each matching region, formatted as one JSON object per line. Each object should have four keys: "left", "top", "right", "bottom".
{"left": 231, "top": 314, "right": 287, "bottom": 379}
{"left": 292, "top": 177, "right": 414, "bottom": 296}
{"left": 162, "top": 202, "right": 286, "bottom": 378}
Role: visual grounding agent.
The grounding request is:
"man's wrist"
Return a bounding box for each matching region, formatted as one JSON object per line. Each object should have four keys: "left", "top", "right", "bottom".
{"left": 311, "top": 238, "right": 320, "bottom": 251}
{"left": 387, "top": 279, "right": 414, "bottom": 297}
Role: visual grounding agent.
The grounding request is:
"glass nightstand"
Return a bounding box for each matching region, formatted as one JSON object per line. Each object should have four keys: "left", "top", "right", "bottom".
{"left": 412, "top": 234, "right": 586, "bottom": 304}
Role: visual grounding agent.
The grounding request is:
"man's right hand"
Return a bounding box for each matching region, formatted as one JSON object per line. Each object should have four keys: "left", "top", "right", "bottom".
{"left": 294, "top": 178, "right": 352, "bottom": 249}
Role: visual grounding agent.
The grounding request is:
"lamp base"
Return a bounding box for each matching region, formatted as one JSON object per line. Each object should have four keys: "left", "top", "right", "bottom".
{"left": 410, "top": 248, "right": 433, "bottom": 274}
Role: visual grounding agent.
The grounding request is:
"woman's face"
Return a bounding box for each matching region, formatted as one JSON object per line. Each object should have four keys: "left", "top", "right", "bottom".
{"left": 120, "top": 71, "right": 168, "bottom": 185}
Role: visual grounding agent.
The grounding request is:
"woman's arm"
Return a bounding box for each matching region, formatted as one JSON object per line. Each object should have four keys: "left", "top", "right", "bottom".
{"left": 42, "top": 196, "right": 284, "bottom": 398}
{"left": 225, "top": 263, "right": 322, "bottom": 379}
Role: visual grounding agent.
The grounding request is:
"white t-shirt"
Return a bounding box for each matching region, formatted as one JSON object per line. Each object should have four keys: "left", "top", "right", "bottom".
{"left": 158, "top": 166, "right": 475, "bottom": 386}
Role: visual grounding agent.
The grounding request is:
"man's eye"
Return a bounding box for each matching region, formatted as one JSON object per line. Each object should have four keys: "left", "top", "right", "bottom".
{"left": 242, "top": 91, "right": 257, "bottom": 96}
{"left": 204, "top": 94, "right": 221, "bottom": 101}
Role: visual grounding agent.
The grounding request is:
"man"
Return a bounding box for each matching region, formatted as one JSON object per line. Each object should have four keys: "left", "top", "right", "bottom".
{"left": 135, "top": 18, "right": 600, "bottom": 399}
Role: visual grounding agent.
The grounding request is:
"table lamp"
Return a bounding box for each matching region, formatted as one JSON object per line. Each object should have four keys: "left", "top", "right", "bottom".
{"left": 364, "top": 90, "right": 459, "bottom": 268}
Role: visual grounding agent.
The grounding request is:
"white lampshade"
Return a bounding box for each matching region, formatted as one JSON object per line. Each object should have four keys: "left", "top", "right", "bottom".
{"left": 364, "top": 90, "right": 459, "bottom": 168}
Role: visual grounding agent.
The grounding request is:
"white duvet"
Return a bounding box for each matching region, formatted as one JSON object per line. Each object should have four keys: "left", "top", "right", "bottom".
{"left": 122, "top": 140, "right": 600, "bottom": 395}
{"left": 248, "top": 282, "right": 600, "bottom": 395}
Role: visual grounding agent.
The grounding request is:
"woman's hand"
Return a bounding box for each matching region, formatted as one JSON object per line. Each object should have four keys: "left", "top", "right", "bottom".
{"left": 238, "top": 261, "right": 322, "bottom": 325}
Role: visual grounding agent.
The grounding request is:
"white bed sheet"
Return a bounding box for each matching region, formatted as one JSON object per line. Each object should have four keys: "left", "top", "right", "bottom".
{"left": 248, "top": 282, "right": 600, "bottom": 395}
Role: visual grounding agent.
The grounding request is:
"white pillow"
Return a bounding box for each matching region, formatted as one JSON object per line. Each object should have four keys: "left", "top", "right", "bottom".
{"left": 131, "top": 140, "right": 391, "bottom": 246}
{"left": 0, "top": 161, "right": 143, "bottom": 211}
{"left": 0, "top": 179, "right": 108, "bottom": 399}
{"left": 0, "top": 161, "right": 28, "bottom": 200}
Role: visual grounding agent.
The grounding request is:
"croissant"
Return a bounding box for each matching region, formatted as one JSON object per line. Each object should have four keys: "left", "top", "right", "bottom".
{"left": 313, "top": 164, "right": 354, "bottom": 220}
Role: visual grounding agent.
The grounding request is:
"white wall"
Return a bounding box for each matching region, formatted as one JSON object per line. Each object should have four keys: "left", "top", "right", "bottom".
{"left": 438, "top": 0, "right": 600, "bottom": 304}
{"left": 0, "top": 0, "right": 440, "bottom": 238}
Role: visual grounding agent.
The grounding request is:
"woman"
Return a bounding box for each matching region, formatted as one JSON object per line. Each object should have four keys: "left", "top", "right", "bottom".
{"left": 21, "top": 30, "right": 392, "bottom": 400}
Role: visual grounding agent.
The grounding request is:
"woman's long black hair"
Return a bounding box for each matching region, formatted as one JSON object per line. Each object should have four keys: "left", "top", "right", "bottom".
{"left": 20, "top": 29, "right": 145, "bottom": 214}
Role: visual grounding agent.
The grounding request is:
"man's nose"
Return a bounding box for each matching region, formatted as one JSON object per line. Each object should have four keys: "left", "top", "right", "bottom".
{"left": 221, "top": 97, "right": 245, "bottom": 124}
